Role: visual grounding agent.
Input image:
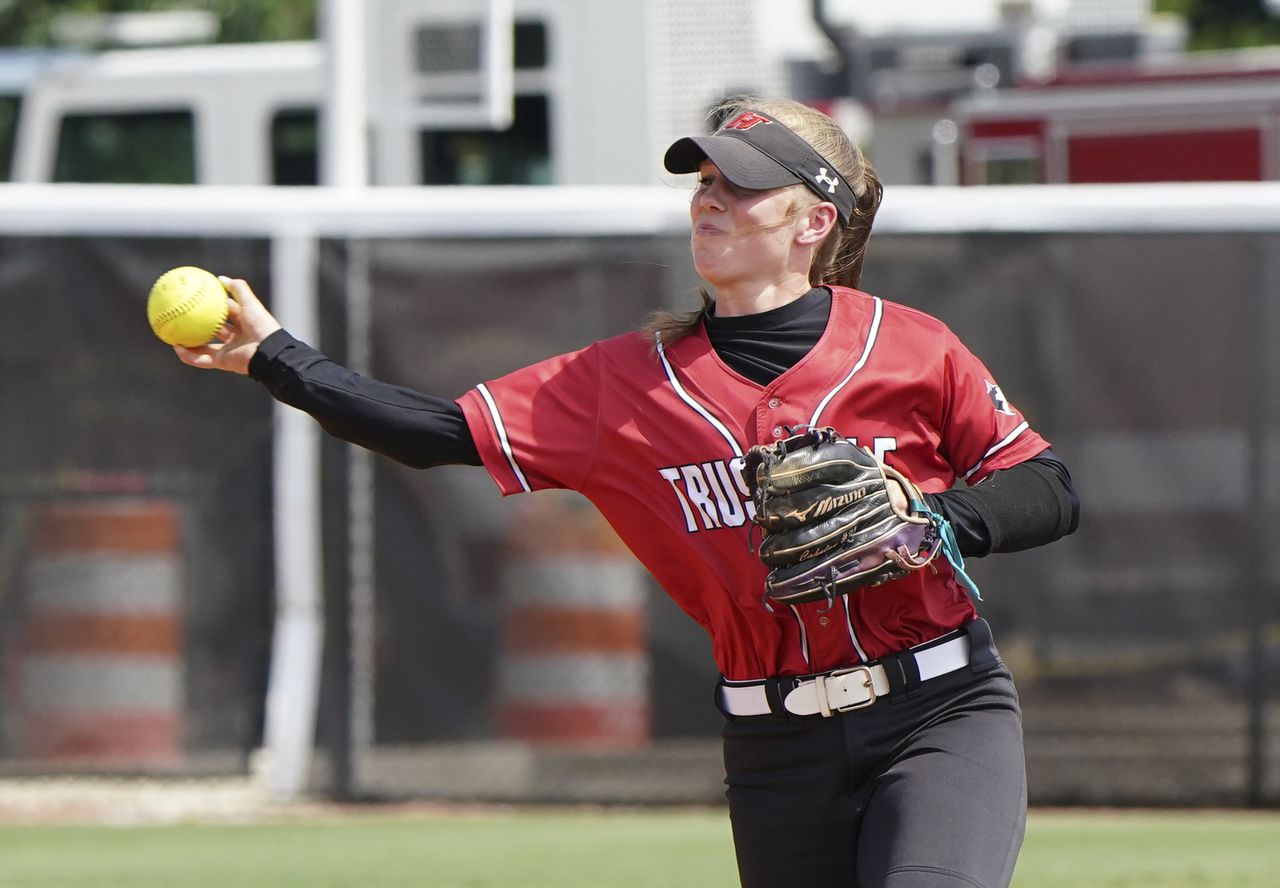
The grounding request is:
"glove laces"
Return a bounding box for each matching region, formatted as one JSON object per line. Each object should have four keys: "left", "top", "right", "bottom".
{"left": 915, "top": 499, "right": 983, "bottom": 601}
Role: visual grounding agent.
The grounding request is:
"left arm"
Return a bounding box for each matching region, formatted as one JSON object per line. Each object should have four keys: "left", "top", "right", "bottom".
{"left": 923, "top": 449, "right": 1079, "bottom": 558}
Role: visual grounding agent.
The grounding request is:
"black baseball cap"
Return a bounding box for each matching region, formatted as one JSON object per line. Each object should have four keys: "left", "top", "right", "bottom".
{"left": 664, "top": 110, "right": 855, "bottom": 223}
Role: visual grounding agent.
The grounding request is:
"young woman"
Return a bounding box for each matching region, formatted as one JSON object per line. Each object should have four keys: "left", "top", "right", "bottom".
{"left": 176, "top": 97, "right": 1078, "bottom": 887}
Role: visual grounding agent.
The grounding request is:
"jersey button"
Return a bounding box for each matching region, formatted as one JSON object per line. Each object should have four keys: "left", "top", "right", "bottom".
{"left": 767, "top": 397, "right": 781, "bottom": 409}
{"left": 772, "top": 426, "right": 784, "bottom": 438}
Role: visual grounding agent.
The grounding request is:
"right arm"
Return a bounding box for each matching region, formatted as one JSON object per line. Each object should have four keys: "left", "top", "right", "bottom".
{"left": 174, "top": 277, "right": 480, "bottom": 469}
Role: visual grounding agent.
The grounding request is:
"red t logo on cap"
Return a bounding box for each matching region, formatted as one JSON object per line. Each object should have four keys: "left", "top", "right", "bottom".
{"left": 723, "top": 112, "right": 772, "bottom": 131}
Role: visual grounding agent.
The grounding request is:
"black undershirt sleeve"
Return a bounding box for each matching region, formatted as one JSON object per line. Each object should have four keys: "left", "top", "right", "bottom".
{"left": 924, "top": 451, "right": 1080, "bottom": 558}
{"left": 249, "top": 329, "right": 482, "bottom": 468}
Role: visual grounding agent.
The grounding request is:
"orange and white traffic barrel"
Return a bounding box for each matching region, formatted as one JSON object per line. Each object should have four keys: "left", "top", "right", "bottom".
{"left": 496, "top": 494, "right": 650, "bottom": 747}
{"left": 11, "top": 500, "right": 184, "bottom": 765}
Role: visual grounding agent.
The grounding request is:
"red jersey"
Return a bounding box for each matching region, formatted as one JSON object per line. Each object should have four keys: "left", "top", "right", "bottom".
{"left": 458, "top": 287, "right": 1049, "bottom": 680}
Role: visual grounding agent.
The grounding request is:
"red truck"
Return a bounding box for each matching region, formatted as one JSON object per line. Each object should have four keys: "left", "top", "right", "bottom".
{"left": 945, "top": 49, "right": 1280, "bottom": 185}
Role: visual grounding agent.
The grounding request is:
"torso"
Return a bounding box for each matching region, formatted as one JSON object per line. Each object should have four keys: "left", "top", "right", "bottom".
{"left": 459, "top": 287, "right": 1048, "bottom": 679}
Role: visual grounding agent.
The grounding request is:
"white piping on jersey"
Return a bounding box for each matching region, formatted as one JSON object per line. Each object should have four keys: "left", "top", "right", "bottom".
{"left": 657, "top": 333, "right": 884, "bottom": 670}
{"left": 808, "top": 295, "right": 884, "bottom": 428}
{"left": 962, "top": 420, "right": 1030, "bottom": 480}
{"left": 654, "top": 333, "right": 744, "bottom": 457}
{"left": 789, "top": 604, "right": 811, "bottom": 667}
{"left": 475, "top": 383, "right": 532, "bottom": 493}
{"left": 840, "top": 596, "right": 869, "bottom": 662}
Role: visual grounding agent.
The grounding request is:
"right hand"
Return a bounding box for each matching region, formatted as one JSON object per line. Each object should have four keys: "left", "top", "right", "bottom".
{"left": 174, "top": 277, "right": 282, "bottom": 375}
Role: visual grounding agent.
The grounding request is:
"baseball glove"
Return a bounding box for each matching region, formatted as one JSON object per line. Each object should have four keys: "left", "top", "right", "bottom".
{"left": 743, "top": 427, "right": 944, "bottom": 608}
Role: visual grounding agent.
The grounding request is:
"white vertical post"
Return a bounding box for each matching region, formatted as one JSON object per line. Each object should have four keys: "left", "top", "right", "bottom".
{"left": 346, "top": 240, "right": 375, "bottom": 792}
{"left": 485, "top": 0, "right": 515, "bottom": 129}
{"left": 263, "top": 230, "right": 324, "bottom": 800}
{"left": 321, "top": 0, "right": 368, "bottom": 188}
{"left": 323, "top": 0, "right": 373, "bottom": 793}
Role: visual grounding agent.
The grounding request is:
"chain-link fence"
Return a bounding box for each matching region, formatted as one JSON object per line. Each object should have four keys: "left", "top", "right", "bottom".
{"left": 0, "top": 186, "right": 1277, "bottom": 809}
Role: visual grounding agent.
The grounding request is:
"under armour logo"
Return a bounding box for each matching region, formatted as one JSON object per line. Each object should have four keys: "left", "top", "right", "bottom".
{"left": 814, "top": 168, "right": 840, "bottom": 194}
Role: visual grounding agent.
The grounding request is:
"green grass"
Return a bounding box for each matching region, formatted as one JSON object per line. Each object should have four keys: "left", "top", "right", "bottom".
{"left": 0, "top": 809, "right": 737, "bottom": 888}
{"left": 0, "top": 808, "right": 1276, "bottom": 887}
{"left": 1014, "top": 810, "right": 1280, "bottom": 888}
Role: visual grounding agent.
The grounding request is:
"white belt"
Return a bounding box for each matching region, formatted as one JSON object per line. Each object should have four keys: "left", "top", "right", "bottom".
{"left": 718, "top": 633, "right": 972, "bottom": 718}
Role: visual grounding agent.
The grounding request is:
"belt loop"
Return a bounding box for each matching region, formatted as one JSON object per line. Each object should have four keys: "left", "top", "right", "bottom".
{"left": 894, "top": 649, "right": 924, "bottom": 698}
{"left": 965, "top": 618, "right": 998, "bottom": 673}
{"left": 813, "top": 675, "right": 833, "bottom": 717}
{"left": 764, "top": 677, "right": 790, "bottom": 716}
{"left": 882, "top": 654, "right": 908, "bottom": 699}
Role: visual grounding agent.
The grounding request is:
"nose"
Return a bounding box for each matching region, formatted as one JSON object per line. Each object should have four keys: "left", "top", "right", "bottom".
{"left": 693, "top": 180, "right": 725, "bottom": 214}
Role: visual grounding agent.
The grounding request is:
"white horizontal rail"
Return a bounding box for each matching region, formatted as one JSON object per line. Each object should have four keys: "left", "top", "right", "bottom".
{"left": 0, "top": 184, "right": 692, "bottom": 237}
{"left": 5, "top": 181, "right": 1280, "bottom": 236}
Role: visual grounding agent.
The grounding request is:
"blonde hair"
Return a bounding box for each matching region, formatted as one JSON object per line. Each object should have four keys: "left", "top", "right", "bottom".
{"left": 644, "top": 96, "right": 883, "bottom": 343}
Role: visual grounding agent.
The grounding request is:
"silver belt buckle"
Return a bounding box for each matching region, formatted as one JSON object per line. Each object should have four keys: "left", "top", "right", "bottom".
{"left": 813, "top": 665, "right": 877, "bottom": 717}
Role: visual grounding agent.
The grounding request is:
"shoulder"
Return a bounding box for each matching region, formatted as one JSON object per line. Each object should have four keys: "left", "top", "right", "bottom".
{"left": 594, "top": 329, "right": 661, "bottom": 360}
{"left": 604, "top": 328, "right": 657, "bottom": 349}
{"left": 830, "top": 286, "right": 957, "bottom": 342}
{"left": 572, "top": 329, "right": 669, "bottom": 377}
{"left": 525, "top": 330, "right": 654, "bottom": 369}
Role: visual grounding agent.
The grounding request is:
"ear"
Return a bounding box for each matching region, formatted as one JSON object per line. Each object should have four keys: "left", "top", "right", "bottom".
{"left": 794, "top": 202, "right": 839, "bottom": 246}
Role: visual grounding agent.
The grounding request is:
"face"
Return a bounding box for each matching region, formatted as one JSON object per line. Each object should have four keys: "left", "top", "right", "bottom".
{"left": 689, "top": 159, "right": 810, "bottom": 290}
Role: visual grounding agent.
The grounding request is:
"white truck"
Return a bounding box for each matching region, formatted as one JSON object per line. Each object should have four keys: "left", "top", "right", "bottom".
{"left": 0, "top": 0, "right": 782, "bottom": 188}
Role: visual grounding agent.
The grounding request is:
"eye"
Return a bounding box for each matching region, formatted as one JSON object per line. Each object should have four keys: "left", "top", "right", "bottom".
{"left": 695, "top": 174, "right": 748, "bottom": 197}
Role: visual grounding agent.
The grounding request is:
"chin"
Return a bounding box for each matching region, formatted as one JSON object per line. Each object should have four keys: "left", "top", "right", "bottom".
{"left": 691, "top": 251, "right": 730, "bottom": 285}
{"left": 693, "top": 264, "right": 726, "bottom": 287}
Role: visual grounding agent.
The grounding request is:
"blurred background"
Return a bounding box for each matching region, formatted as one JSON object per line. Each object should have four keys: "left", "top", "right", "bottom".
{"left": 0, "top": 0, "right": 1278, "bottom": 817}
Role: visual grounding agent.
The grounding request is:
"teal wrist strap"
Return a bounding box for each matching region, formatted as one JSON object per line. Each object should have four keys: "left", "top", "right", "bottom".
{"left": 915, "top": 501, "right": 983, "bottom": 602}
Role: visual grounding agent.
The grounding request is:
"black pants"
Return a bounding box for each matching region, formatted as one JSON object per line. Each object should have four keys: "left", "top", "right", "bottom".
{"left": 721, "top": 642, "right": 1025, "bottom": 887}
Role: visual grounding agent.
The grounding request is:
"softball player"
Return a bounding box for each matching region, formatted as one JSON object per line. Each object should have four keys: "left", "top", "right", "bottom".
{"left": 177, "top": 96, "right": 1078, "bottom": 887}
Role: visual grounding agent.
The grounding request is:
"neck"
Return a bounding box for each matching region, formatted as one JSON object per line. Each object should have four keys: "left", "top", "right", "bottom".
{"left": 712, "top": 273, "right": 814, "bottom": 318}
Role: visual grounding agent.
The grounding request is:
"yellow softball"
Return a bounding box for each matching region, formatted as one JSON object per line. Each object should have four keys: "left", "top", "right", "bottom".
{"left": 146, "top": 266, "right": 230, "bottom": 347}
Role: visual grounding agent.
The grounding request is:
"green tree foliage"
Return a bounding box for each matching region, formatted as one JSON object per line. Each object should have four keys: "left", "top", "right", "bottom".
{"left": 1156, "top": 0, "right": 1280, "bottom": 50}
{"left": 0, "top": 0, "right": 317, "bottom": 47}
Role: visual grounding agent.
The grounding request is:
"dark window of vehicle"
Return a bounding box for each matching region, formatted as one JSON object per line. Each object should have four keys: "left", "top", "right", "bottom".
{"left": 271, "top": 108, "right": 319, "bottom": 185}
{"left": 420, "top": 93, "right": 550, "bottom": 185}
{"left": 54, "top": 110, "right": 195, "bottom": 184}
{"left": 513, "top": 21, "right": 548, "bottom": 69}
{"left": 0, "top": 95, "right": 20, "bottom": 180}
{"left": 977, "top": 156, "right": 1040, "bottom": 185}
{"left": 0, "top": 95, "right": 19, "bottom": 181}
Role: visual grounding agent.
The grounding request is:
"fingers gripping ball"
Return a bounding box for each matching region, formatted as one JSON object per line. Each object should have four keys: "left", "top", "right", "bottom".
{"left": 146, "top": 266, "right": 230, "bottom": 347}
{"left": 744, "top": 427, "right": 944, "bottom": 608}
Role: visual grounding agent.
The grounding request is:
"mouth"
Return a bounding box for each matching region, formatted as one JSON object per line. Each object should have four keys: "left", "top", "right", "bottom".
{"left": 693, "top": 222, "right": 723, "bottom": 237}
